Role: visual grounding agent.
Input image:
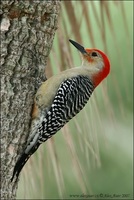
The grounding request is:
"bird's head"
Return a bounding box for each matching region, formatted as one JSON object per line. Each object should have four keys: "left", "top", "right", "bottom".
{"left": 69, "top": 39, "right": 110, "bottom": 87}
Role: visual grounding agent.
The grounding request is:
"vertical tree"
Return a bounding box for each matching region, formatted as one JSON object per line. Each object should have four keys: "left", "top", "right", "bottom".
{"left": 1, "top": 1, "right": 60, "bottom": 199}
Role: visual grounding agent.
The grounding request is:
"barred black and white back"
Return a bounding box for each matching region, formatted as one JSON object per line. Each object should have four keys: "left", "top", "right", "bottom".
{"left": 39, "top": 75, "right": 94, "bottom": 142}
{"left": 11, "top": 75, "right": 94, "bottom": 181}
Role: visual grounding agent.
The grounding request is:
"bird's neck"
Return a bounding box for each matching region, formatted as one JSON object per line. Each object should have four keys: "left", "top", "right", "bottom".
{"left": 92, "top": 72, "right": 105, "bottom": 87}
{"left": 82, "top": 66, "right": 106, "bottom": 88}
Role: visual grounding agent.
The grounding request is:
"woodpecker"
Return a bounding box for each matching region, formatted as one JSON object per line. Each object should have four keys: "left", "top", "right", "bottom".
{"left": 11, "top": 39, "right": 110, "bottom": 182}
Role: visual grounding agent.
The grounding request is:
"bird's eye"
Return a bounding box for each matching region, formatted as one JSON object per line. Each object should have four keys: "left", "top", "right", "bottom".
{"left": 91, "top": 52, "right": 98, "bottom": 57}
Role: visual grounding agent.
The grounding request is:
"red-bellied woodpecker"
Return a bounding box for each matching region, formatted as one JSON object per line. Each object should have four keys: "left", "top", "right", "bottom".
{"left": 11, "top": 39, "right": 110, "bottom": 182}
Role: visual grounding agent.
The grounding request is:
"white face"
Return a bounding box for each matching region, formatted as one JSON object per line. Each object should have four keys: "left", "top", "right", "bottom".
{"left": 82, "top": 50, "right": 104, "bottom": 72}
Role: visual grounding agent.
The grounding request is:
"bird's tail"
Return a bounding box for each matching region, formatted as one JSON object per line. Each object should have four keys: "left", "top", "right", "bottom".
{"left": 11, "top": 142, "right": 40, "bottom": 182}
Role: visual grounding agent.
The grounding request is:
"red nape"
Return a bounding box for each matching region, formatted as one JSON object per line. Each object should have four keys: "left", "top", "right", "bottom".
{"left": 85, "top": 48, "right": 110, "bottom": 87}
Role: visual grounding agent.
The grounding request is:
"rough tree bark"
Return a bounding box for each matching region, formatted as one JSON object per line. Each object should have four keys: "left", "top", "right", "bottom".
{"left": 0, "top": 1, "right": 60, "bottom": 199}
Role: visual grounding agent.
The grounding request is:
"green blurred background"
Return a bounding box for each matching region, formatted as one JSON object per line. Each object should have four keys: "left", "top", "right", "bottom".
{"left": 17, "top": 1, "right": 133, "bottom": 199}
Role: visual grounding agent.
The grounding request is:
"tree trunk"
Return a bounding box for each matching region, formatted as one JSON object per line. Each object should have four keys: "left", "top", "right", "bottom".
{"left": 0, "top": 1, "right": 60, "bottom": 199}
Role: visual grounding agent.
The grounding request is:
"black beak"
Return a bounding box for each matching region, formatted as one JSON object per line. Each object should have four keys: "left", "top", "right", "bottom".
{"left": 69, "top": 39, "right": 87, "bottom": 55}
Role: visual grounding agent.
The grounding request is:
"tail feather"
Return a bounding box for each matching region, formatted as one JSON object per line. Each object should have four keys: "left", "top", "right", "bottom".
{"left": 11, "top": 142, "right": 40, "bottom": 182}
